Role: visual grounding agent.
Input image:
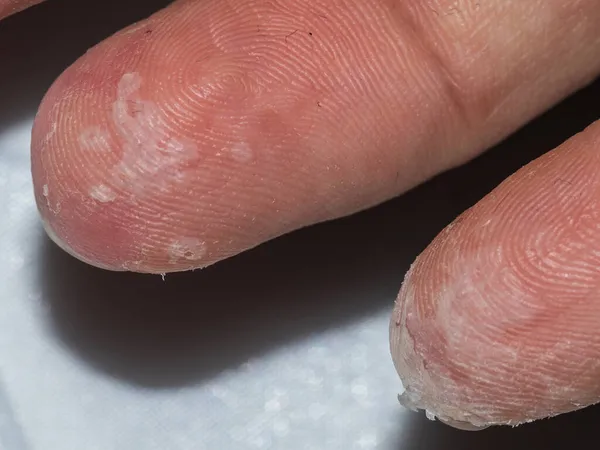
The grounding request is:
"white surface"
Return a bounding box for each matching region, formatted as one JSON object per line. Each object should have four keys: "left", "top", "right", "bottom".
{"left": 0, "top": 119, "right": 412, "bottom": 449}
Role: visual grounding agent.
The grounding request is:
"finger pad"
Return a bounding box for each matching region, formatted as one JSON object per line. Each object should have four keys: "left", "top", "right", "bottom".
{"left": 31, "top": 2, "right": 334, "bottom": 272}
{"left": 390, "top": 121, "right": 600, "bottom": 426}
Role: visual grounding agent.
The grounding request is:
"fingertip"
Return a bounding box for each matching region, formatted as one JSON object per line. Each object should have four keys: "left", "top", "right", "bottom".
{"left": 0, "top": 0, "right": 43, "bottom": 20}
{"left": 437, "top": 418, "right": 490, "bottom": 432}
{"left": 30, "top": 5, "right": 310, "bottom": 273}
{"left": 40, "top": 218, "right": 125, "bottom": 272}
{"left": 390, "top": 120, "right": 600, "bottom": 429}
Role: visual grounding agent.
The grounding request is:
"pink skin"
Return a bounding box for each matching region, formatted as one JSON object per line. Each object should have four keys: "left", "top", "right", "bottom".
{"left": 391, "top": 122, "right": 600, "bottom": 427}
{"left": 29, "top": 0, "right": 600, "bottom": 273}
{"left": 0, "top": 0, "right": 43, "bottom": 19}
{"left": 4, "top": 0, "right": 600, "bottom": 428}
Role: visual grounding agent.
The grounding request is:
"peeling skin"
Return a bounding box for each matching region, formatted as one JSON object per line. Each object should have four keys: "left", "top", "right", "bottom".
{"left": 42, "top": 122, "right": 57, "bottom": 146}
{"left": 384, "top": 120, "right": 600, "bottom": 430}
{"left": 110, "top": 72, "right": 198, "bottom": 194}
{"left": 78, "top": 126, "right": 111, "bottom": 152}
{"left": 168, "top": 237, "right": 207, "bottom": 265}
{"left": 42, "top": 183, "right": 61, "bottom": 215}
{"left": 89, "top": 184, "right": 117, "bottom": 203}
{"left": 390, "top": 264, "right": 495, "bottom": 429}
{"left": 439, "top": 418, "right": 490, "bottom": 431}
{"left": 390, "top": 253, "right": 568, "bottom": 430}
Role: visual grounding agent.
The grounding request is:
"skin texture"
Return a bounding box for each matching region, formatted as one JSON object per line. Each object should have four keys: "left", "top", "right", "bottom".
{"left": 4, "top": 0, "right": 600, "bottom": 429}
{"left": 390, "top": 121, "right": 600, "bottom": 427}
{"left": 0, "top": 0, "right": 42, "bottom": 19}
{"left": 30, "top": 0, "right": 600, "bottom": 273}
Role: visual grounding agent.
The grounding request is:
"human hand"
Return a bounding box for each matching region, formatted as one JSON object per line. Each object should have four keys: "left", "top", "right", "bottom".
{"left": 5, "top": 0, "right": 600, "bottom": 431}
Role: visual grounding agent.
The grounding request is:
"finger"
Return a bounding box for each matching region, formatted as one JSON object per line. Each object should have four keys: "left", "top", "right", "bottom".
{"left": 31, "top": 0, "right": 600, "bottom": 273}
{"left": 390, "top": 119, "right": 600, "bottom": 429}
{"left": 0, "top": 0, "right": 43, "bottom": 20}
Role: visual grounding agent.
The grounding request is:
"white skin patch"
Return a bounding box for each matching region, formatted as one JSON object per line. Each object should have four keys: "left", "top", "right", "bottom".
{"left": 79, "top": 126, "right": 111, "bottom": 152}
{"left": 43, "top": 122, "right": 57, "bottom": 147}
{"left": 229, "top": 142, "right": 254, "bottom": 163}
{"left": 42, "top": 184, "right": 61, "bottom": 215}
{"left": 110, "top": 72, "right": 198, "bottom": 193}
{"left": 168, "top": 238, "right": 207, "bottom": 264}
{"left": 89, "top": 184, "right": 117, "bottom": 203}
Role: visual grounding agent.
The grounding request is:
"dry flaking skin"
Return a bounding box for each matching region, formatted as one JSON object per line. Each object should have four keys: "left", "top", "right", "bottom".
{"left": 389, "top": 253, "right": 565, "bottom": 431}
{"left": 390, "top": 265, "right": 487, "bottom": 430}
{"left": 388, "top": 159, "right": 600, "bottom": 431}
{"left": 390, "top": 263, "right": 506, "bottom": 431}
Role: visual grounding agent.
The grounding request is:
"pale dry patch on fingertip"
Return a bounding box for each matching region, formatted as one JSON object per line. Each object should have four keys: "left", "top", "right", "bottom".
{"left": 109, "top": 72, "right": 199, "bottom": 193}
{"left": 437, "top": 417, "right": 490, "bottom": 431}
{"left": 117, "top": 72, "right": 143, "bottom": 97}
{"left": 167, "top": 237, "right": 208, "bottom": 265}
{"left": 391, "top": 237, "right": 580, "bottom": 430}
{"left": 390, "top": 264, "right": 431, "bottom": 411}
{"left": 119, "top": 260, "right": 145, "bottom": 271}
{"left": 390, "top": 259, "right": 498, "bottom": 430}
{"left": 229, "top": 142, "right": 254, "bottom": 163}
{"left": 42, "top": 122, "right": 57, "bottom": 148}
{"left": 78, "top": 126, "right": 111, "bottom": 153}
{"left": 89, "top": 184, "right": 117, "bottom": 203}
{"left": 41, "top": 183, "right": 61, "bottom": 215}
